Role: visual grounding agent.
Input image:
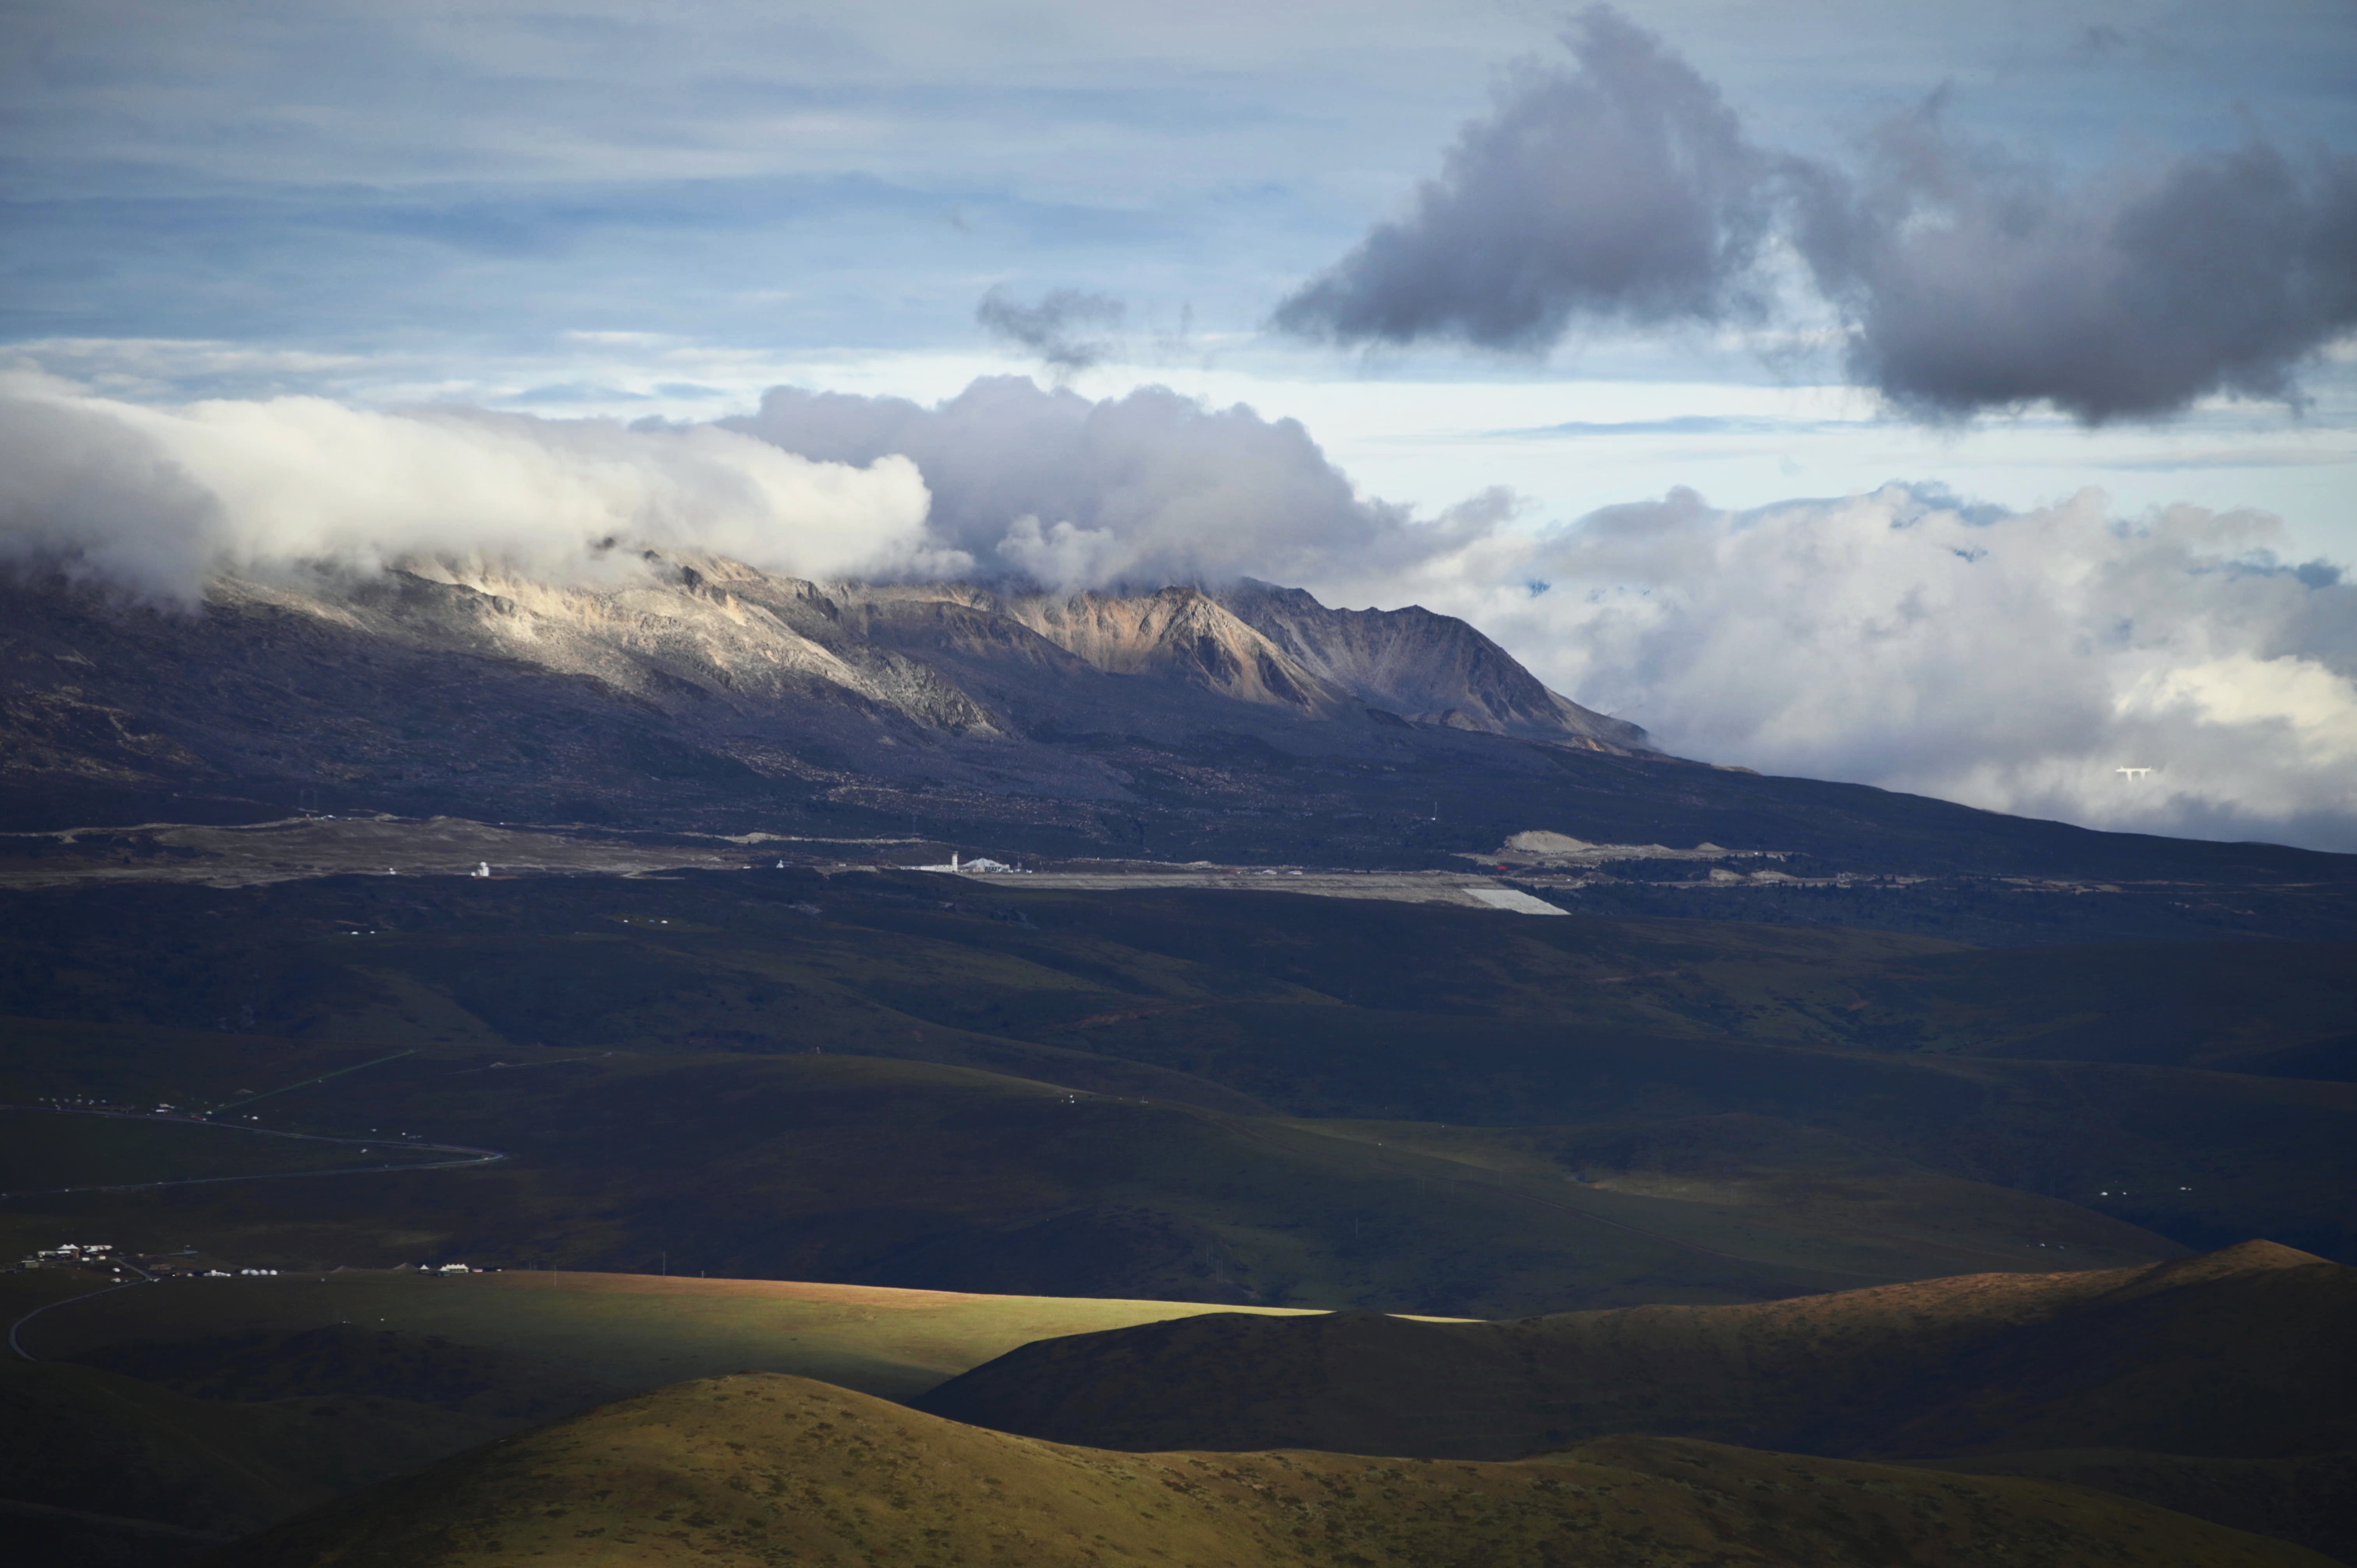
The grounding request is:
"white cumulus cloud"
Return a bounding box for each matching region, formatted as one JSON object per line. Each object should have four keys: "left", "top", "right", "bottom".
{"left": 0, "top": 375, "right": 943, "bottom": 600}
{"left": 1354, "top": 485, "right": 2357, "bottom": 851}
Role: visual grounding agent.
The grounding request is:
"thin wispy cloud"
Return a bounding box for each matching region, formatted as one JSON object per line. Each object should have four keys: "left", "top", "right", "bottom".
{"left": 976, "top": 287, "right": 1128, "bottom": 375}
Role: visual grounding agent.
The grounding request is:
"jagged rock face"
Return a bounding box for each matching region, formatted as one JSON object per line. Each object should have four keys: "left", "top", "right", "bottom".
{"left": 836, "top": 577, "right": 1646, "bottom": 751}
{"left": 192, "top": 556, "right": 1635, "bottom": 753}
{"left": 284, "top": 558, "right": 1005, "bottom": 737}
{"left": 1215, "top": 580, "right": 1647, "bottom": 750}
{"left": 994, "top": 586, "right": 1325, "bottom": 714}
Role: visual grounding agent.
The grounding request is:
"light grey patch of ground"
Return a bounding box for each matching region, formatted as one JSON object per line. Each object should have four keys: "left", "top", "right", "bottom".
{"left": 0, "top": 816, "right": 917, "bottom": 889}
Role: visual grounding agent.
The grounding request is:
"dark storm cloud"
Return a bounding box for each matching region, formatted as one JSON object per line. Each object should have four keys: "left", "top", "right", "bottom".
{"left": 1791, "top": 121, "right": 2357, "bottom": 422}
{"left": 976, "top": 286, "right": 1128, "bottom": 372}
{"left": 1272, "top": 5, "right": 1774, "bottom": 349}
{"left": 1280, "top": 6, "right": 2357, "bottom": 423}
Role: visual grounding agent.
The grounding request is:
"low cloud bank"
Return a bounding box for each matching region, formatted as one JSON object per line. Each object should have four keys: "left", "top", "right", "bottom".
{"left": 0, "top": 377, "right": 940, "bottom": 600}
{"left": 2, "top": 372, "right": 2351, "bottom": 849}
{"left": 1277, "top": 6, "right": 2357, "bottom": 423}
{"left": 1383, "top": 488, "right": 2357, "bottom": 851}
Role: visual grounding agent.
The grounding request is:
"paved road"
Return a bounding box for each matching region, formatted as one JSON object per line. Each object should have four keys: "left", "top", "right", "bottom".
{"left": 6, "top": 1275, "right": 150, "bottom": 1360}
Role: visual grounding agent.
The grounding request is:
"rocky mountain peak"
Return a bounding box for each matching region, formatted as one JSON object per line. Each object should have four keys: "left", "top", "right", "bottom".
{"left": 0, "top": 555, "right": 1653, "bottom": 829}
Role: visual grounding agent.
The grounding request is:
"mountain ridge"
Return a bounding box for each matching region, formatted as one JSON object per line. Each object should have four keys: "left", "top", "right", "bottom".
{"left": 9, "top": 557, "right": 2357, "bottom": 933}
{"left": 0, "top": 556, "right": 1653, "bottom": 818}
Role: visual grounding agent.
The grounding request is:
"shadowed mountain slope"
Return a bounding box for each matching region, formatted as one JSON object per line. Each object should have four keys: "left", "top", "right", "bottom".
{"left": 914, "top": 1241, "right": 2354, "bottom": 1461}
{"left": 914, "top": 1242, "right": 2357, "bottom": 1559}
{"left": 0, "top": 1322, "right": 568, "bottom": 1566}
{"left": 0, "top": 1266, "right": 1329, "bottom": 1568}
{"left": 201, "top": 1371, "right": 2331, "bottom": 1568}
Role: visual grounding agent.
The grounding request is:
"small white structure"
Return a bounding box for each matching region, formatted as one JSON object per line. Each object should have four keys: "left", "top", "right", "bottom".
{"left": 472, "top": 861, "right": 491, "bottom": 878}
{"left": 910, "top": 852, "right": 1027, "bottom": 873}
{"left": 2116, "top": 767, "right": 2153, "bottom": 781}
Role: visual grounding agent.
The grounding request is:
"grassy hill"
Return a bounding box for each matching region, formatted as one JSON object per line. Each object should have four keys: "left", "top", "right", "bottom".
{"left": 20, "top": 1269, "right": 1324, "bottom": 1406}
{"left": 914, "top": 1241, "right": 2357, "bottom": 1559}
{"left": 201, "top": 1371, "right": 2333, "bottom": 1568}
{"left": 0, "top": 1266, "right": 1319, "bottom": 1568}
{"left": 2, "top": 868, "right": 2348, "bottom": 1559}
{"left": 915, "top": 1241, "right": 2354, "bottom": 1457}
{"left": 14, "top": 1249, "right": 2352, "bottom": 1565}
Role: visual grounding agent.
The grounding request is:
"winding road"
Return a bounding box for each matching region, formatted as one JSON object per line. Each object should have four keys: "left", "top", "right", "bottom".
{"left": 4, "top": 1103, "right": 509, "bottom": 1361}
{"left": 0, "top": 1102, "right": 506, "bottom": 1200}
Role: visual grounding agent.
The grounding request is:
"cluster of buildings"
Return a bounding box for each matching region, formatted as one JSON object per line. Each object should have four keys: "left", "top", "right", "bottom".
{"left": 10, "top": 1242, "right": 282, "bottom": 1278}
{"left": 14, "top": 1241, "right": 118, "bottom": 1271}
{"left": 13, "top": 1241, "right": 490, "bottom": 1279}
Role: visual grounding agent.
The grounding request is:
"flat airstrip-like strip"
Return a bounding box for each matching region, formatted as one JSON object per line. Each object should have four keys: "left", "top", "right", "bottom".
{"left": 0, "top": 815, "right": 1576, "bottom": 910}
{"left": 938, "top": 868, "right": 1569, "bottom": 913}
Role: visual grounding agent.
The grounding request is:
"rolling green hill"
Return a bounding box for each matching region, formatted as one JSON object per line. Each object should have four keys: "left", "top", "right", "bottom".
{"left": 201, "top": 1371, "right": 2334, "bottom": 1568}
{"left": 2, "top": 867, "right": 2349, "bottom": 1563}
{"left": 916, "top": 1241, "right": 2356, "bottom": 1458}
{"left": 0, "top": 1267, "right": 1319, "bottom": 1568}
{"left": 914, "top": 1241, "right": 2357, "bottom": 1560}
{"left": 20, "top": 1269, "right": 1323, "bottom": 1407}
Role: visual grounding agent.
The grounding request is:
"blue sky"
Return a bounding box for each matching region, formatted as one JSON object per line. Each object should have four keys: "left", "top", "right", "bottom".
{"left": 7, "top": 2, "right": 2354, "bottom": 535}
{"left": 5, "top": 0, "right": 2356, "bottom": 845}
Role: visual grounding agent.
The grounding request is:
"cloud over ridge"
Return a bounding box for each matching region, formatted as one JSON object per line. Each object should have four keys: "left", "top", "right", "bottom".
{"left": 0, "top": 377, "right": 940, "bottom": 600}
{"left": 1276, "top": 5, "right": 2357, "bottom": 423}
{"left": 2, "top": 371, "right": 2351, "bottom": 850}
{"left": 722, "top": 375, "right": 1503, "bottom": 592}
{"left": 1410, "top": 486, "right": 2357, "bottom": 850}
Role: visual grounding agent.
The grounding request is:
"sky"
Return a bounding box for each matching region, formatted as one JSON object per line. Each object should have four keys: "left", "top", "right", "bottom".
{"left": 3, "top": 0, "right": 2355, "bottom": 848}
